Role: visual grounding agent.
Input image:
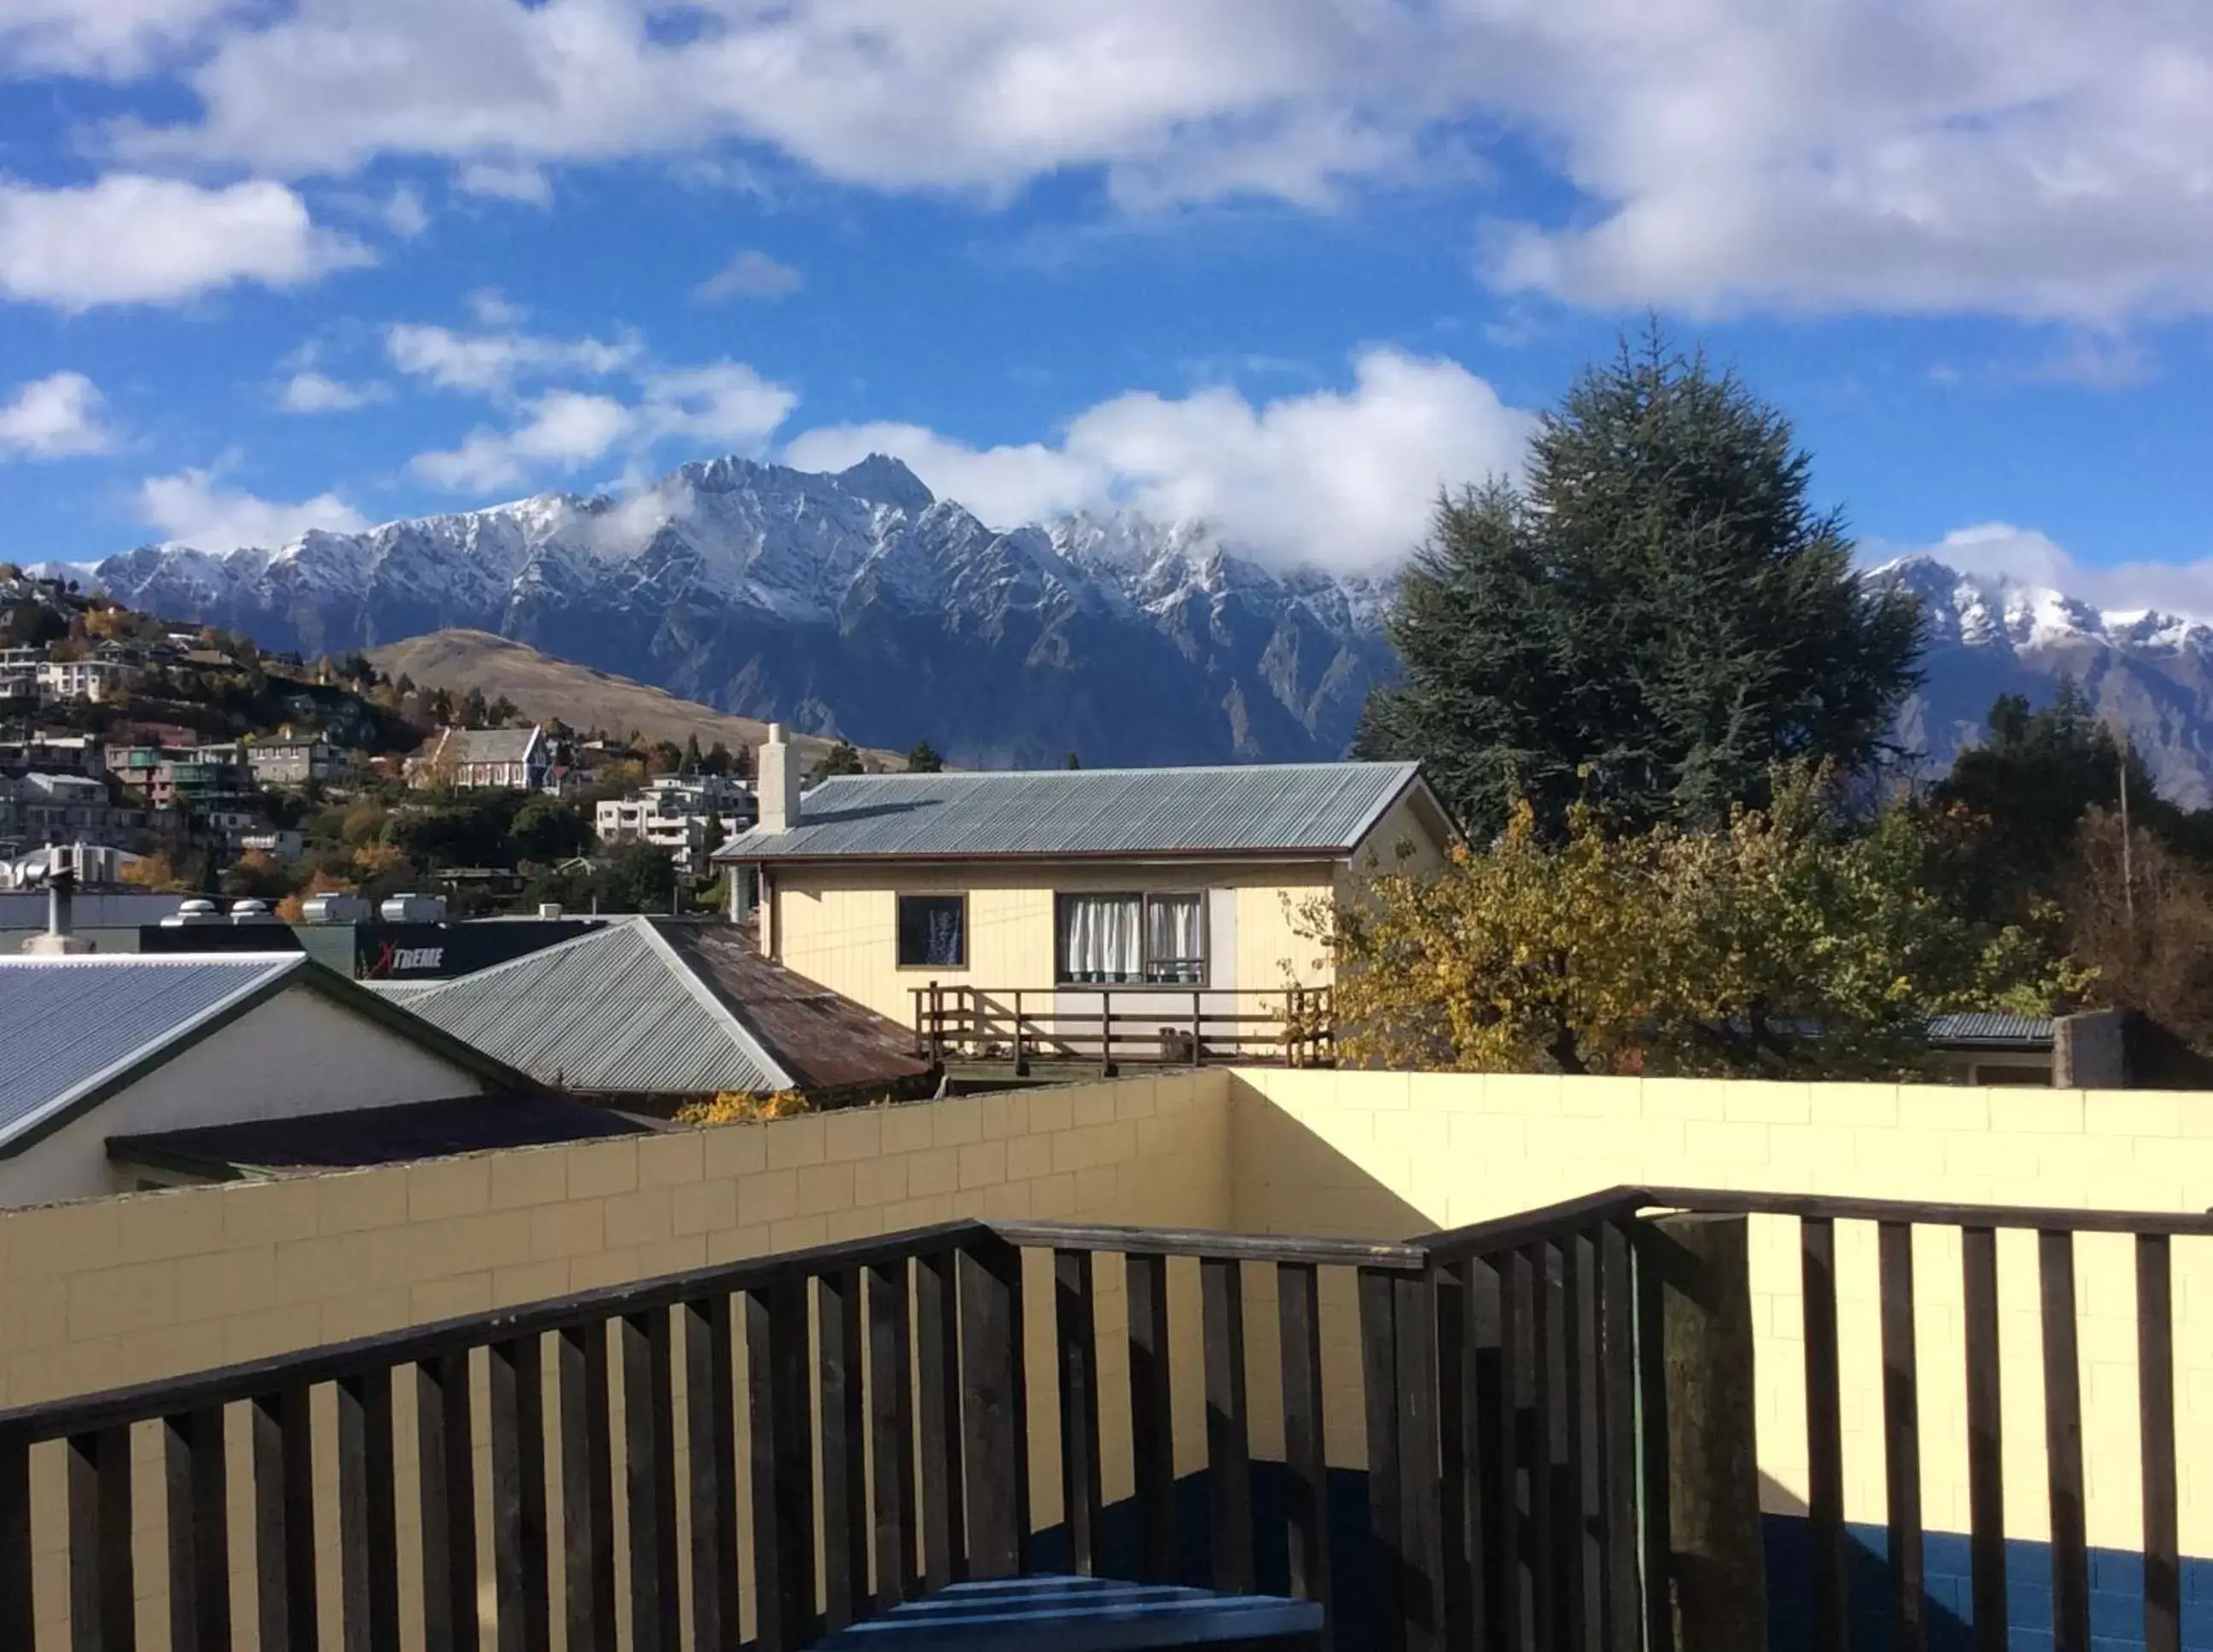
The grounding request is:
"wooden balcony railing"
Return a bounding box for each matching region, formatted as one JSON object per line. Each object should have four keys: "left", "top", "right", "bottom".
{"left": 911, "top": 984, "right": 1335, "bottom": 1075}
{"left": 0, "top": 1185, "right": 2201, "bottom": 1651}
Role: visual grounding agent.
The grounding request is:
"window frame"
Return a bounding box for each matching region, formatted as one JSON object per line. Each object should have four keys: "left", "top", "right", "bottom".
{"left": 1054, "top": 889, "right": 1210, "bottom": 988}
{"left": 894, "top": 891, "right": 970, "bottom": 972}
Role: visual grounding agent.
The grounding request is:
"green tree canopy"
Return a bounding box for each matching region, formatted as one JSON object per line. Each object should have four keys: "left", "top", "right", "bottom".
{"left": 905, "top": 739, "right": 944, "bottom": 773}
{"left": 1358, "top": 330, "right": 1924, "bottom": 837}
{"left": 601, "top": 844, "right": 677, "bottom": 913}
{"left": 813, "top": 738, "right": 864, "bottom": 779}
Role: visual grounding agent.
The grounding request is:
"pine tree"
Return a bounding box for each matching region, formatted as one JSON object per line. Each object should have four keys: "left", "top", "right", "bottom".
{"left": 813, "top": 739, "right": 864, "bottom": 779}
{"left": 905, "top": 739, "right": 944, "bottom": 773}
{"left": 1358, "top": 329, "right": 1924, "bottom": 837}
{"left": 682, "top": 733, "right": 704, "bottom": 774}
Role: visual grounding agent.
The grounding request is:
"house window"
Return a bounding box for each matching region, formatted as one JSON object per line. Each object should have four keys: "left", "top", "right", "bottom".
{"left": 1057, "top": 892, "right": 1206, "bottom": 985}
{"left": 896, "top": 895, "right": 967, "bottom": 969}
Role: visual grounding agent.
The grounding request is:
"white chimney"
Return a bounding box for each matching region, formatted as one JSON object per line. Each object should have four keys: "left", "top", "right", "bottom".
{"left": 758, "top": 723, "right": 803, "bottom": 832}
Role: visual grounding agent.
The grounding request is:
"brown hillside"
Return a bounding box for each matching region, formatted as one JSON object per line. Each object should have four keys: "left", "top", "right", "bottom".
{"left": 365, "top": 630, "right": 906, "bottom": 772}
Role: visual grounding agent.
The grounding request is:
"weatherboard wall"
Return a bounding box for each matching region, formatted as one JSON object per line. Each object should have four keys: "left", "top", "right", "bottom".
{"left": 0, "top": 982, "right": 495, "bottom": 1208}
{"left": 762, "top": 856, "right": 1342, "bottom": 1025}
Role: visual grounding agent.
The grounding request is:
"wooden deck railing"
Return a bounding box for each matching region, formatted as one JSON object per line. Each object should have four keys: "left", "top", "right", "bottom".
{"left": 0, "top": 1184, "right": 2201, "bottom": 1651}
{"left": 911, "top": 984, "right": 1335, "bottom": 1073}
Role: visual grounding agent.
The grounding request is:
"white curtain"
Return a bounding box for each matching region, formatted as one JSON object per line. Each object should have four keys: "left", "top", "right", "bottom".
{"left": 1145, "top": 894, "right": 1205, "bottom": 983}
{"left": 1060, "top": 894, "right": 1142, "bottom": 982}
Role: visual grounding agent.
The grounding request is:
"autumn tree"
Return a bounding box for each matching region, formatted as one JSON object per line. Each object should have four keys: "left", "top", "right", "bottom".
{"left": 1304, "top": 767, "right": 2082, "bottom": 1079}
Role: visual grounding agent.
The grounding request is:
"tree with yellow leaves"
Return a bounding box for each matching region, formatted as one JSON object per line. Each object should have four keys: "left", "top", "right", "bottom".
{"left": 1300, "top": 765, "right": 2087, "bottom": 1079}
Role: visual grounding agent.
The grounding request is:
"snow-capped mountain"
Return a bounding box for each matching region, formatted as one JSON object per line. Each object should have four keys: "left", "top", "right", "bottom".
{"left": 76, "top": 461, "right": 2213, "bottom": 799}
{"left": 85, "top": 456, "right": 1398, "bottom": 768}
{"left": 1877, "top": 555, "right": 2213, "bottom": 807}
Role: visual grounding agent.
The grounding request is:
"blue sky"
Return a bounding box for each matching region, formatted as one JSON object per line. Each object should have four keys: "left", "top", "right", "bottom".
{"left": 2, "top": 1, "right": 2210, "bottom": 607}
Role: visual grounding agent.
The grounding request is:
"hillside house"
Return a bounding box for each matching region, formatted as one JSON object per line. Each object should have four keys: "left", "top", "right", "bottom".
{"left": 242, "top": 733, "right": 343, "bottom": 787}
{"left": 409, "top": 724, "right": 550, "bottom": 791}
{"left": 713, "top": 727, "right": 1455, "bottom": 1069}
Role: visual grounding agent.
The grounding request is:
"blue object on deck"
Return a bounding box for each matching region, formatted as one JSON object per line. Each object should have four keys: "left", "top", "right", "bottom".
{"left": 808, "top": 1575, "right": 1327, "bottom": 1650}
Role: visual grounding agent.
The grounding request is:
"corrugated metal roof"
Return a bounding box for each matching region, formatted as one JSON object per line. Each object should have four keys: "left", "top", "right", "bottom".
{"left": 715, "top": 762, "right": 1426, "bottom": 861}
{"left": 393, "top": 920, "right": 796, "bottom": 1095}
{"left": 0, "top": 954, "right": 303, "bottom": 1148}
{"left": 1925, "top": 1012, "right": 2055, "bottom": 1047}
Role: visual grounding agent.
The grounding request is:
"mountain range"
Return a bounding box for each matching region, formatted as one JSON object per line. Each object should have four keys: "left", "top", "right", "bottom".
{"left": 70, "top": 456, "right": 2213, "bottom": 806}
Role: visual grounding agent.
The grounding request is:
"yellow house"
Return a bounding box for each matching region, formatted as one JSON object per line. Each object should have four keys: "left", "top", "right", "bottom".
{"left": 715, "top": 729, "right": 1457, "bottom": 1069}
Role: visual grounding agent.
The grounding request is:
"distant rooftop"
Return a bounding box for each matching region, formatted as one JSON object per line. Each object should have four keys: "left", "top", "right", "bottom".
{"left": 715, "top": 761, "right": 1435, "bottom": 861}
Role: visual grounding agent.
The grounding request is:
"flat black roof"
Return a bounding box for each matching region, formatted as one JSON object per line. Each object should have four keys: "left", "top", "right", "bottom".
{"left": 108, "top": 1093, "right": 657, "bottom": 1179}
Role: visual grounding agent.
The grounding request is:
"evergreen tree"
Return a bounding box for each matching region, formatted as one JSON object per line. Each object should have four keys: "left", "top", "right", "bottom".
{"left": 702, "top": 739, "right": 733, "bottom": 776}
{"left": 1358, "top": 330, "right": 1924, "bottom": 837}
{"left": 1066, "top": 752, "right": 1081, "bottom": 770}
{"left": 813, "top": 739, "right": 864, "bottom": 779}
{"left": 905, "top": 739, "right": 944, "bottom": 773}
{"left": 682, "top": 733, "right": 704, "bottom": 774}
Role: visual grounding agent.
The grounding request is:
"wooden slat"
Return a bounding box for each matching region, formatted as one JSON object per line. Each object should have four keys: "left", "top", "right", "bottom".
{"left": 2137, "top": 1235, "right": 2179, "bottom": 1652}
{"left": 1521, "top": 1244, "right": 1556, "bottom": 1652}
{"left": 1125, "top": 1251, "right": 1177, "bottom": 1585}
{"left": 1358, "top": 1267, "right": 1405, "bottom": 1652}
{"left": 557, "top": 1323, "right": 615, "bottom": 1652}
{"left": 1562, "top": 1233, "right": 1595, "bottom": 1652}
{"left": 489, "top": 1335, "right": 548, "bottom": 1652}
{"left": 867, "top": 1260, "right": 918, "bottom": 1608}
{"left": 249, "top": 1396, "right": 299, "bottom": 1652}
{"left": 1598, "top": 1220, "right": 1638, "bottom": 1651}
{"left": 1394, "top": 1271, "right": 1444, "bottom": 1652}
{"left": 914, "top": 1251, "right": 960, "bottom": 1592}
{"left": 1878, "top": 1222, "right": 1924, "bottom": 1652}
{"left": 841, "top": 1267, "right": 871, "bottom": 1610}
{"left": 1278, "top": 1261, "right": 1334, "bottom": 1634}
{"left": 1483, "top": 1252, "right": 1521, "bottom": 1652}
{"left": 421, "top": 1354, "right": 479, "bottom": 1652}
{"left": 2041, "top": 1230, "right": 2088, "bottom": 1652}
{"left": 618, "top": 1313, "right": 672, "bottom": 1652}
{"left": 336, "top": 1372, "right": 397, "bottom": 1652}
{"left": 1800, "top": 1217, "right": 1848, "bottom": 1652}
{"left": 1201, "top": 1255, "right": 1254, "bottom": 1595}
{"left": 818, "top": 1270, "right": 860, "bottom": 1633}
{"left": 164, "top": 1409, "right": 231, "bottom": 1652}
{"left": 1, "top": 1433, "right": 29, "bottom": 1652}
{"left": 1435, "top": 1268, "right": 1470, "bottom": 1652}
{"left": 684, "top": 1297, "right": 736, "bottom": 1652}
{"left": 68, "top": 1425, "right": 132, "bottom": 1652}
{"left": 957, "top": 1242, "right": 1023, "bottom": 1580}
{"left": 1631, "top": 1225, "right": 1673, "bottom": 1652}
{"left": 1054, "top": 1249, "right": 1104, "bottom": 1577}
{"left": 1961, "top": 1227, "right": 2006, "bottom": 1652}
{"left": 750, "top": 1281, "right": 816, "bottom": 1652}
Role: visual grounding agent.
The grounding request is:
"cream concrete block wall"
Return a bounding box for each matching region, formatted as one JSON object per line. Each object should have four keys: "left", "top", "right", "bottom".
{"left": 765, "top": 861, "right": 1347, "bottom": 1024}
{"left": 1229, "top": 1069, "right": 2213, "bottom": 1559}
{"left": 0, "top": 1073, "right": 1234, "bottom": 1649}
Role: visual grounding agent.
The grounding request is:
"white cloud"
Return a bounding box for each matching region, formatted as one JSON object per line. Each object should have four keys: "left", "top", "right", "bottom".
{"left": 380, "top": 184, "right": 430, "bottom": 238}
{"left": 0, "top": 174, "right": 365, "bottom": 311}
{"left": 694, "top": 250, "right": 803, "bottom": 302}
{"left": 467, "top": 288, "right": 527, "bottom": 329}
{"left": 137, "top": 469, "right": 369, "bottom": 550}
{"left": 278, "top": 371, "right": 388, "bottom": 414}
{"left": 384, "top": 323, "right": 639, "bottom": 394}
{"left": 785, "top": 347, "right": 1534, "bottom": 571}
{"left": 0, "top": 0, "right": 237, "bottom": 76}
{"left": 409, "top": 359, "right": 798, "bottom": 493}
{"left": 456, "top": 161, "right": 552, "bottom": 205}
{"left": 1875, "top": 523, "right": 2213, "bottom": 624}
{"left": 95, "top": 1, "right": 2213, "bottom": 324}
{"left": 0, "top": 372, "right": 116, "bottom": 459}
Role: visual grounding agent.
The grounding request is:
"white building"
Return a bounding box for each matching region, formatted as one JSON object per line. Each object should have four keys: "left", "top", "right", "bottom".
{"left": 409, "top": 725, "right": 551, "bottom": 791}
{"left": 36, "top": 657, "right": 137, "bottom": 703}
{"left": 596, "top": 775, "right": 754, "bottom": 873}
